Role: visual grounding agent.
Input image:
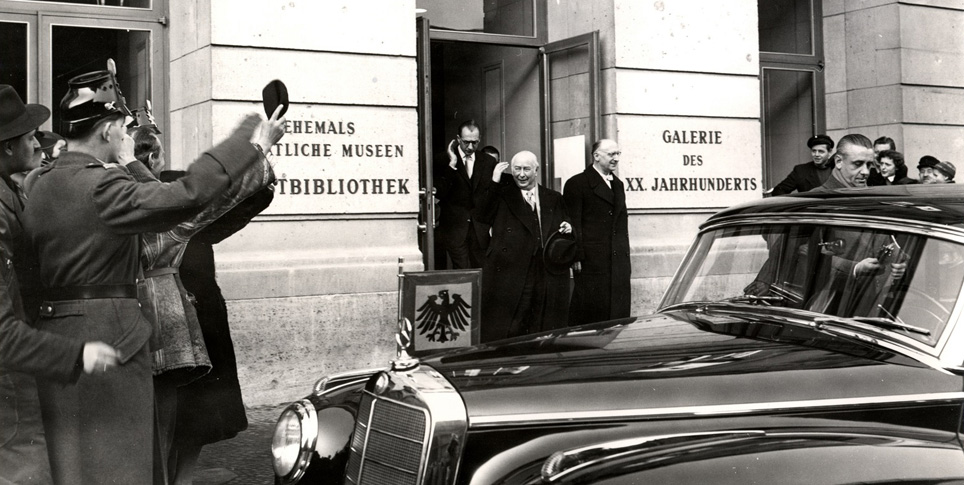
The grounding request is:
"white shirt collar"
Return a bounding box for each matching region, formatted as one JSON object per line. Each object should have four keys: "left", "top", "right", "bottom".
{"left": 592, "top": 164, "right": 614, "bottom": 185}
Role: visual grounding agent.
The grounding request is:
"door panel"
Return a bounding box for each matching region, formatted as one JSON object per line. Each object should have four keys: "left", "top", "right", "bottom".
{"left": 761, "top": 67, "right": 817, "bottom": 190}
{"left": 541, "top": 31, "right": 599, "bottom": 192}
{"left": 41, "top": 16, "right": 164, "bottom": 136}
{"left": 0, "top": 13, "right": 38, "bottom": 107}
{"left": 416, "top": 16, "right": 438, "bottom": 269}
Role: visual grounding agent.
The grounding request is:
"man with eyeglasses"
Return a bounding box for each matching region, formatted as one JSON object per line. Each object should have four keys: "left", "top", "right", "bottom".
{"left": 563, "top": 139, "right": 632, "bottom": 326}
{"left": 434, "top": 120, "right": 501, "bottom": 269}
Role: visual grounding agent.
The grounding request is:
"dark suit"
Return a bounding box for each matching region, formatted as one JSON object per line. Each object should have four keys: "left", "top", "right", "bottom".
{"left": 477, "top": 181, "right": 571, "bottom": 342}
{"left": 771, "top": 161, "right": 833, "bottom": 195}
{"left": 563, "top": 167, "right": 631, "bottom": 325}
{"left": 22, "top": 120, "right": 260, "bottom": 485}
{"left": 434, "top": 149, "right": 498, "bottom": 268}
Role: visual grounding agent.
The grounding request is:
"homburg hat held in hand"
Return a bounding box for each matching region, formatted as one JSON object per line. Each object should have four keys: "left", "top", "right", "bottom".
{"left": 544, "top": 230, "right": 578, "bottom": 275}
{"left": 0, "top": 84, "right": 50, "bottom": 141}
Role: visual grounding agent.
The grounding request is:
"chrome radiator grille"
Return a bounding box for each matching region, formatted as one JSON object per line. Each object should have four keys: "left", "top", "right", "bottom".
{"left": 346, "top": 392, "right": 430, "bottom": 485}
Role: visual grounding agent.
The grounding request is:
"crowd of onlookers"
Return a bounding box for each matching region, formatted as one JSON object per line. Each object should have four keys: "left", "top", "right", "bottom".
{"left": 1, "top": 59, "right": 284, "bottom": 485}
{"left": 769, "top": 133, "right": 955, "bottom": 196}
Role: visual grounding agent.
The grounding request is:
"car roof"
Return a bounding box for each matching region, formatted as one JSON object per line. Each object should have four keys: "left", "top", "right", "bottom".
{"left": 704, "top": 184, "right": 964, "bottom": 229}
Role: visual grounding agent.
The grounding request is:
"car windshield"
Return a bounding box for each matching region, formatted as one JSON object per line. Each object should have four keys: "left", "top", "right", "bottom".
{"left": 660, "top": 223, "right": 964, "bottom": 346}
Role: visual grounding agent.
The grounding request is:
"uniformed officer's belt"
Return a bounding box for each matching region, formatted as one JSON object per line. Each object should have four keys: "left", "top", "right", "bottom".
{"left": 43, "top": 284, "right": 137, "bottom": 301}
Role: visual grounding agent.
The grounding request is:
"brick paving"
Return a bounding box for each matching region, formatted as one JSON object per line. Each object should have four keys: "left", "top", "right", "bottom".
{"left": 194, "top": 403, "right": 288, "bottom": 485}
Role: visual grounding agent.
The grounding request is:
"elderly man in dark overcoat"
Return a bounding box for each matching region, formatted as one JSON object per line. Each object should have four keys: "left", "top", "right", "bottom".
{"left": 477, "top": 150, "right": 572, "bottom": 342}
{"left": 21, "top": 66, "right": 273, "bottom": 484}
{"left": 563, "top": 138, "right": 632, "bottom": 326}
{"left": 434, "top": 120, "right": 499, "bottom": 269}
{"left": 0, "top": 84, "right": 121, "bottom": 484}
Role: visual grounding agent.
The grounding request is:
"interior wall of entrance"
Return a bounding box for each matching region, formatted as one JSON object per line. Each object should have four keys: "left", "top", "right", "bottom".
{"left": 431, "top": 41, "right": 541, "bottom": 167}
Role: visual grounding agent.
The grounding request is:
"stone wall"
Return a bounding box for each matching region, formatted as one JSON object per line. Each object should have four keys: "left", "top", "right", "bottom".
{"left": 167, "top": 0, "right": 421, "bottom": 405}
{"left": 824, "top": 0, "right": 964, "bottom": 161}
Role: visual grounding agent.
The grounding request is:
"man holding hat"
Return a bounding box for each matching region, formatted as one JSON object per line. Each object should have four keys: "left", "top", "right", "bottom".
{"left": 919, "top": 156, "right": 955, "bottom": 184}
{"left": 21, "top": 62, "right": 276, "bottom": 484}
{"left": 477, "top": 150, "right": 572, "bottom": 342}
{"left": 0, "top": 84, "right": 121, "bottom": 484}
{"left": 563, "top": 138, "right": 631, "bottom": 326}
{"left": 769, "top": 134, "right": 835, "bottom": 195}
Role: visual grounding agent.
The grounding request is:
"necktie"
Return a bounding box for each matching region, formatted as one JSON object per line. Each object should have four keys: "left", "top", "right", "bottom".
{"left": 525, "top": 190, "right": 536, "bottom": 210}
{"left": 465, "top": 154, "right": 474, "bottom": 178}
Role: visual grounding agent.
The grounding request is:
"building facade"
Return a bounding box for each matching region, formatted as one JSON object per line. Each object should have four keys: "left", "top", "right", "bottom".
{"left": 1, "top": 0, "right": 961, "bottom": 404}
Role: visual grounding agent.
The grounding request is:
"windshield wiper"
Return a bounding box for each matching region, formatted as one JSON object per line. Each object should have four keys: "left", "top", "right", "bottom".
{"left": 814, "top": 315, "right": 931, "bottom": 336}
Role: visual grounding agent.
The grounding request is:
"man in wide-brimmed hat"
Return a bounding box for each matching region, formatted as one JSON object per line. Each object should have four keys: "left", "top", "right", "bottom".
{"left": 21, "top": 60, "right": 278, "bottom": 484}
{"left": 0, "top": 84, "right": 120, "bottom": 484}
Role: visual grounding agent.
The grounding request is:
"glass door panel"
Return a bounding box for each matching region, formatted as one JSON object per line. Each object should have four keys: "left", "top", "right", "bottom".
{"left": 24, "top": 0, "right": 151, "bottom": 9}
{"left": 41, "top": 16, "right": 163, "bottom": 136}
{"left": 541, "top": 31, "right": 598, "bottom": 192}
{"left": 0, "top": 13, "right": 36, "bottom": 104}
{"left": 761, "top": 67, "right": 816, "bottom": 189}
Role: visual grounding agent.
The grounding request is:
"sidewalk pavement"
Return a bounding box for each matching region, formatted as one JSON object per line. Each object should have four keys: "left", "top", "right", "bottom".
{"left": 194, "top": 403, "right": 288, "bottom": 485}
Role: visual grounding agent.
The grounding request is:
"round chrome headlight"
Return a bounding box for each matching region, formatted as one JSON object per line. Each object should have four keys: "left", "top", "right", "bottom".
{"left": 271, "top": 399, "right": 318, "bottom": 484}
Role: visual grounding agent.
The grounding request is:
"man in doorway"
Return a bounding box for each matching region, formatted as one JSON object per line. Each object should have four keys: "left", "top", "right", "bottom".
{"left": 477, "top": 150, "right": 572, "bottom": 342}
{"left": 563, "top": 139, "right": 631, "bottom": 326}
{"left": 813, "top": 134, "right": 874, "bottom": 191}
{"left": 769, "top": 134, "right": 835, "bottom": 195}
{"left": 434, "top": 120, "right": 499, "bottom": 269}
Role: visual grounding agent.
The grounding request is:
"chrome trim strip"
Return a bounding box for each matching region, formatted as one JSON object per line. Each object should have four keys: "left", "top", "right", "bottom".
{"left": 312, "top": 367, "right": 385, "bottom": 395}
{"left": 469, "top": 392, "right": 964, "bottom": 428}
{"left": 702, "top": 215, "right": 964, "bottom": 244}
{"left": 543, "top": 430, "right": 766, "bottom": 482}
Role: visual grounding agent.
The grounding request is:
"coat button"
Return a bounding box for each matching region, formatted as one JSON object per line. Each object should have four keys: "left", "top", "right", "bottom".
{"left": 501, "top": 248, "right": 507, "bottom": 252}
{"left": 609, "top": 211, "right": 613, "bottom": 216}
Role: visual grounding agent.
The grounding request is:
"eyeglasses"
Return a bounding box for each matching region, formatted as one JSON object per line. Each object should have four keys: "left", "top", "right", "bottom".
{"left": 598, "top": 150, "right": 621, "bottom": 157}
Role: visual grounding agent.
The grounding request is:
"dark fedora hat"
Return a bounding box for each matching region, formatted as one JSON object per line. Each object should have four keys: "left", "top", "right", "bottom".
{"left": 0, "top": 84, "right": 50, "bottom": 141}
{"left": 59, "top": 58, "right": 132, "bottom": 138}
{"left": 543, "top": 230, "right": 578, "bottom": 275}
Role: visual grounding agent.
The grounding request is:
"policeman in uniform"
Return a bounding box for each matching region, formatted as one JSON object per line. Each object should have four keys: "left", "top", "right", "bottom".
{"left": 0, "top": 85, "right": 121, "bottom": 484}
{"left": 22, "top": 62, "right": 270, "bottom": 484}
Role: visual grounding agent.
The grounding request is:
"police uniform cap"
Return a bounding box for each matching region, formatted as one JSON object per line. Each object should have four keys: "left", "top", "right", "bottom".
{"left": 59, "top": 61, "right": 132, "bottom": 138}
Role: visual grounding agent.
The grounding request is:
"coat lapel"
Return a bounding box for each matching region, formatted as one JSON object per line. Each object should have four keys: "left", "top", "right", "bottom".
{"left": 587, "top": 167, "right": 615, "bottom": 205}
{"left": 536, "top": 188, "right": 553, "bottom": 241}
{"left": 507, "top": 186, "right": 541, "bottom": 238}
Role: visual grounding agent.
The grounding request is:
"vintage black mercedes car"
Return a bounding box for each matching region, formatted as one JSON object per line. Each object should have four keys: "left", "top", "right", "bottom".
{"left": 271, "top": 184, "right": 964, "bottom": 484}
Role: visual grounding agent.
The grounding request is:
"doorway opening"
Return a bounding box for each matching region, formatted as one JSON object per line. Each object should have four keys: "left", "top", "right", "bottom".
{"left": 415, "top": 16, "right": 599, "bottom": 270}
